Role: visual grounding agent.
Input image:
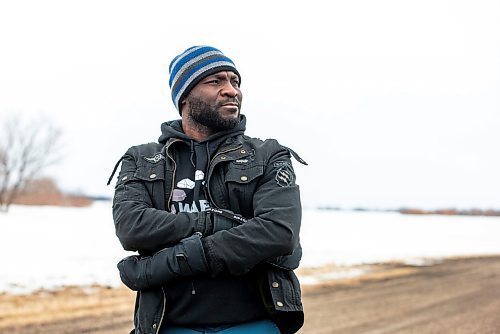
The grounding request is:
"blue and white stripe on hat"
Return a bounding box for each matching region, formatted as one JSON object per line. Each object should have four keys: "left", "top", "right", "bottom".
{"left": 168, "top": 46, "right": 241, "bottom": 112}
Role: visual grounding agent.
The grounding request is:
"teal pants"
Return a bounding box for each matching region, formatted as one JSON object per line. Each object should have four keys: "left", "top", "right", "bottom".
{"left": 160, "top": 319, "right": 280, "bottom": 334}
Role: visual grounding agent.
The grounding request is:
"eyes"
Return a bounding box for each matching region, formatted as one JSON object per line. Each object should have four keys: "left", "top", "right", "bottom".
{"left": 204, "top": 76, "right": 240, "bottom": 88}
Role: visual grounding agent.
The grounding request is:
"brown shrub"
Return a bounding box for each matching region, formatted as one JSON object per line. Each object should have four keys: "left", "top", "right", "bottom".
{"left": 12, "top": 178, "right": 92, "bottom": 207}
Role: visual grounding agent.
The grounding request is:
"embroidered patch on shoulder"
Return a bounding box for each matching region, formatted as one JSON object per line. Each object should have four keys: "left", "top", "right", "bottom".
{"left": 274, "top": 161, "right": 288, "bottom": 167}
{"left": 275, "top": 164, "right": 295, "bottom": 187}
{"left": 144, "top": 153, "right": 165, "bottom": 163}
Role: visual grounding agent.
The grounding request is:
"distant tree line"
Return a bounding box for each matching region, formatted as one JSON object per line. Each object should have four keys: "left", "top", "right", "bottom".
{"left": 12, "top": 177, "right": 92, "bottom": 207}
{"left": 317, "top": 206, "right": 500, "bottom": 216}
{"left": 398, "top": 208, "right": 500, "bottom": 217}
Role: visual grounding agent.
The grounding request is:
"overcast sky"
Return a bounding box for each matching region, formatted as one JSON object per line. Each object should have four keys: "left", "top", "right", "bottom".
{"left": 1, "top": 0, "right": 499, "bottom": 209}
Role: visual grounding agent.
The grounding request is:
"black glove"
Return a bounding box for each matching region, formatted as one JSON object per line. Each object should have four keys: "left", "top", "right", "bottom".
{"left": 117, "top": 233, "right": 209, "bottom": 291}
{"left": 196, "top": 208, "right": 244, "bottom": 235}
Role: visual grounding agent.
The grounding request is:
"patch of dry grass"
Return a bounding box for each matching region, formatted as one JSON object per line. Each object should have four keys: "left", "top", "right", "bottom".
{"left": 0, "top": 285, "right": 135, "bottom": 329}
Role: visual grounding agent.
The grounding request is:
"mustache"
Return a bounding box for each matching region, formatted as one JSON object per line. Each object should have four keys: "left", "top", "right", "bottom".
{"left": 217, "top": 98, "right": 240, "bottom": 107}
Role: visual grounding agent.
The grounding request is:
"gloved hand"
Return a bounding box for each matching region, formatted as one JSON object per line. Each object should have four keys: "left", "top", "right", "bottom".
{"left": 196, "top": 208, "right": 244, "bottom": 236}
{"left": 117, "top": 233, "right": 209, "bottom": 291}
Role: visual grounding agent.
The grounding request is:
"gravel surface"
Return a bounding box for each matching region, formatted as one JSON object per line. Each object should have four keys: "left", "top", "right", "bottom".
{"left": 1, "top": 256, "right": 499, "bottom": 334}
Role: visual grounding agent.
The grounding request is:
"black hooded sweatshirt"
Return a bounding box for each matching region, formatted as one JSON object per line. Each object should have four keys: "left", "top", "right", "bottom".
{"left": 158, "top": 116, "right": 268, "bottom": 326}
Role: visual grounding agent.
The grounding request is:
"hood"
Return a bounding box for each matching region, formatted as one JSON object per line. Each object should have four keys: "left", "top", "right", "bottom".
{"left": 158, "top": 114, "right": 247, "bottom": 144}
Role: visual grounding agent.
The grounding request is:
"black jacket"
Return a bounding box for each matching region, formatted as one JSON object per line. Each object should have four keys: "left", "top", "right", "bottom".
{"left": 111, "top": 116, "right": 306, "bottom": 334}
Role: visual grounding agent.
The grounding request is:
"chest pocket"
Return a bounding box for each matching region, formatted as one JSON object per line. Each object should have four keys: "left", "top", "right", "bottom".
{"left": 225, "top": 163, "right": 264, "bottom": 183}
{"left": 114, "top": 164, "right": 165, "bottom": 205}
{"left": 224, "top": 163, "right": 264, "bottom": 216}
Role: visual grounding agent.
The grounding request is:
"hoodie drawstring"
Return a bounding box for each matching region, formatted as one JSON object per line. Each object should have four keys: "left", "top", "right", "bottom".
{"left": 189, "top": 141, "right": 195, "bottom": 168}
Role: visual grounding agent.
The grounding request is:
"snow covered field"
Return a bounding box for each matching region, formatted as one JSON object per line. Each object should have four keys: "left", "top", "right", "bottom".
{"left": 1, "top": 202, "right": 500, "bottom": 294}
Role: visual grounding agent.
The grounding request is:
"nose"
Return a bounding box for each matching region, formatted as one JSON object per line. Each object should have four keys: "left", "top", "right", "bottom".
{"left": 220, "top": 81, "right": 238, "bottom": 98}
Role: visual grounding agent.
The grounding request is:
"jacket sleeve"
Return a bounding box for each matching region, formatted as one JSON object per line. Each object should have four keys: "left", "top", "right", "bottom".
{"left": 112, "top": 146, "right": 212, "bottom": 253}
{"left": 203, "top": 143, "right": 302, "bottom": 276}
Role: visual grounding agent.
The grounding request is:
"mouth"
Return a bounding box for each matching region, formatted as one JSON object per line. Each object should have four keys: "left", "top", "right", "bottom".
{"left": 222, "top": 103, "right": 239, "bottom": 107}
{"left": 220, "top": 101, "right": 240, "bottom": 112}
{"left": 220, "top": 97, "right": 240, "bottom": 106}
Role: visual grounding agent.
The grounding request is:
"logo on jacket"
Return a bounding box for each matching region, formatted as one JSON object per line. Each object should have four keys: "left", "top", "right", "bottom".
{"left": 144, "top": 153, "right": 165, "bottom": 163}
{"left": 275, "top": 162, "right": 295, "bottom": 187}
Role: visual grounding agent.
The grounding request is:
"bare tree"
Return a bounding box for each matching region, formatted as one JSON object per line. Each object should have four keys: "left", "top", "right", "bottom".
{"left": 0, "top": 115, "right": 62, "bottom": 212}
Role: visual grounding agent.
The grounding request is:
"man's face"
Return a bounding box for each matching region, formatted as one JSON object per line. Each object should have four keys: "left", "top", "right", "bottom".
{"left": 183, "top": 71, "right": 243, "bottom": 131}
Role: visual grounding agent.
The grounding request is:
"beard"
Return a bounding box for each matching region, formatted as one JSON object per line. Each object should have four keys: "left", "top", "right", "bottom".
{"left": 186, "top": 96, "right": 240, "bottom": 131}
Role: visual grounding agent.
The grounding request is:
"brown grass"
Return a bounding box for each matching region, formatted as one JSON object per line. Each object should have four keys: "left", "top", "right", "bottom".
{"left": 0, "top": 286, "right": 135, "bottom": 328}
{"left": 11, "top": 178, "right": 92, "bottom": 207}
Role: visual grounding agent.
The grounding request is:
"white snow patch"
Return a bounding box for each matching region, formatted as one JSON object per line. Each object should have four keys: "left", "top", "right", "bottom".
{"left": 1, "top": 204, "right": 500, "bottom": 293}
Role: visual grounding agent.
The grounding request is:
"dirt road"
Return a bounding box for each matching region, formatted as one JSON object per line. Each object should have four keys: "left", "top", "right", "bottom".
{"left": 300, "top": 256, "right": 500, "bottom": 333}
{"left": 1, "top": 256, "right": 499, "bottom": 334}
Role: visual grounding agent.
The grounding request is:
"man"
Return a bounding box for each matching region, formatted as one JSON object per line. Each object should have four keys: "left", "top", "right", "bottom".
{"left": 110, "top": 46, "right": 306, "bottom": 334}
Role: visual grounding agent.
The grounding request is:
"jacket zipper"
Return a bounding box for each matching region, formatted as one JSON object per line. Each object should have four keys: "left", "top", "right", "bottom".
{"left": 155, "top": 140, "right": 182, "bottom": 332}
{"left": 155, "top": 287, "right": 166, "bottom": 334}
{"left": 165, "top": 139, "right": 181, "bottom": 209}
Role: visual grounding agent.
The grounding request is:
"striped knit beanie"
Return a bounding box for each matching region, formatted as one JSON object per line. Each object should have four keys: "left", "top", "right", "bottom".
{"left": 169, "top": 46, "right": 241, "bottom": 113}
